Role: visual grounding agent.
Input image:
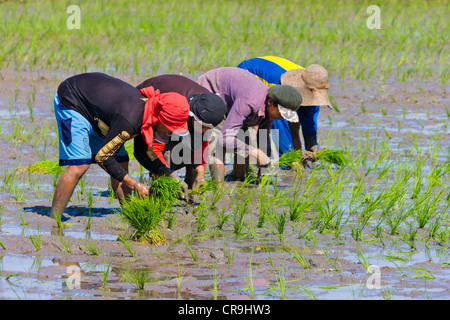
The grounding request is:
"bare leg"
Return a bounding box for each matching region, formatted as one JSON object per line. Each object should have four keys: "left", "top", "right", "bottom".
{"left": 51, "top": 164, "right": 90, "bottom": 219}
{"left": 209, "top": 156, "right": 225, "bottom": 183}
{"left": 184, "top": 164, "right": 196, "bottom": 189}
{"left": 233, "top": 154, "right": 249, "bottom": 181}
{"left": 110, "top": 162, "right": 132, "bottom": 203}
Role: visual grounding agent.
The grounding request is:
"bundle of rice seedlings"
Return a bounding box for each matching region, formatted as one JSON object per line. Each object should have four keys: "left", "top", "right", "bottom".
{"left": 18, "top": 160, "right": 64, "bottom": 175}
{"left": 120, "top": 195, "right": 166, "bottom": 245}
{"left": 149, "top": 175, "right": 180, "bottom": 207}
{"left": 277, "top": 149, "right": 347, "bottom": 168}
{"left": 315, "top": 149, "right": 347, "bottom": 167}
{"left": 277, "top": 149, "right": 303, "bottom": 168}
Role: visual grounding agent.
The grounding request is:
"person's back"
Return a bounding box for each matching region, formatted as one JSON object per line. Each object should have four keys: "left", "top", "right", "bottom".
{"left": 58, "top": 72, "right": 145, "bottom": 138}
{"left": 198, "top": 67, "right": 269, "bottom": 122}
{"left": 237, "top": 56, "right": 303, "bottom": 87}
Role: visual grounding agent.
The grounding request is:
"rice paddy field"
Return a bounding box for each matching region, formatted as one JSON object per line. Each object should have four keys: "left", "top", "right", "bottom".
{"left": 0, "top": 0, "right": 449, "bottom": 301}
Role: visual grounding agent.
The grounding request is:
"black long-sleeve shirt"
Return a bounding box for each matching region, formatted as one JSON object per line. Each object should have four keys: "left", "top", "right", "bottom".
{"left": 57, "top": 72, "right": 168, "bottom": 181}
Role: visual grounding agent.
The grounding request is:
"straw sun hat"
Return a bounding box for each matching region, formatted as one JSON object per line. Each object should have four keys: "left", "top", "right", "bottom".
{"left": 280, "top": 64, "right": 332, "bottom": 109}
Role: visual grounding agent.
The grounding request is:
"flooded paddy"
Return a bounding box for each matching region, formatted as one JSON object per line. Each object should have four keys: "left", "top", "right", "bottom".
{"left": 0, "top": 66, "right": 449, "bottom": 300}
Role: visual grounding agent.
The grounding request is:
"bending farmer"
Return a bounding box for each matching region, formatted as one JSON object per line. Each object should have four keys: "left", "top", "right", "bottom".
{"left": 237, "top": 56, "right": 332, "bottom": 155}
{"left": 198, "top": 67, "right": 302, "bottom": 181}
{"left": 51, "top": 72, "right": 190, "bottom": 219}
{"left": 136, "top": 74, "right": 227, "bottom": 189}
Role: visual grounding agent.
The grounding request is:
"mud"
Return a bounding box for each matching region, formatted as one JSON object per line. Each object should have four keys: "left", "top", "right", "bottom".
{"left": 0, "top": 66, "right": 449, "bottom": 300}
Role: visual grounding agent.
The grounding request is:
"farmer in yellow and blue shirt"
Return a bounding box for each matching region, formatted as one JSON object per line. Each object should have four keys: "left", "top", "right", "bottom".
{"left": 237, "top": 56, "right": 332, "bottom": 156}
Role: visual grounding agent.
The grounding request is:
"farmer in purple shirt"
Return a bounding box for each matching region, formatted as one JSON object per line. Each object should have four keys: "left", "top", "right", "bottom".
{"left": 198, "top": 67, "right": 302, "bottom": 181}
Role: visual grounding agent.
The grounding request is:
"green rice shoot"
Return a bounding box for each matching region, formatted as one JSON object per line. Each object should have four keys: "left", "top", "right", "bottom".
{"left": 20, "top": 160, "right": 64, "bottom": 175}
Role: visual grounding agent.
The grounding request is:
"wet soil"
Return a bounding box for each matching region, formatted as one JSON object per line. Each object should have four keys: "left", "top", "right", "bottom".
{"left": 0, "top": 66, "right": 449, "bottom": 300}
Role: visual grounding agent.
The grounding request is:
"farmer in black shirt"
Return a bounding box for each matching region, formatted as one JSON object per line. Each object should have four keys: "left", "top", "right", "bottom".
{"left": 136, "top": 74, "right": 226, "bottom": 190}
{"left": 51, "top": 72, "right": 190, "bottom": 219}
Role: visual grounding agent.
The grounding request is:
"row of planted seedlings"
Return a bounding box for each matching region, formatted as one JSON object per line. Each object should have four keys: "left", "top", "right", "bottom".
{"left": 3, "top": 132, "right": 449, "bottom": 297}
{"left": 102, "top": 134, "right": 450, "bottom": 295}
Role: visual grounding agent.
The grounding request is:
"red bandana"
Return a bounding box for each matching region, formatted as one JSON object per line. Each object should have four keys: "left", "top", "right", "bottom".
{"left": 139, "top": 86, "right": 189, "bottom": 148}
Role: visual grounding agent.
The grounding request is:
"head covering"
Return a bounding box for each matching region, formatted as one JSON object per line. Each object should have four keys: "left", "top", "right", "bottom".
{"left": 187, "top": 92, "right": 226, "bottom": 128}
{"left": 280, "top": 64, "right": 332, "bottom": 109}
{"left": 139, "top": 86, "right": 189, "bottom": 148}
{"left": 267, "top": 85, "right": 303, "bottom": 123}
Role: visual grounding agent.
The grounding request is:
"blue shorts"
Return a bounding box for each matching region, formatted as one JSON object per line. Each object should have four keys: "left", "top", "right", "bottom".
{"left": 54, "top": 94, "right": 129, "bottom": 166}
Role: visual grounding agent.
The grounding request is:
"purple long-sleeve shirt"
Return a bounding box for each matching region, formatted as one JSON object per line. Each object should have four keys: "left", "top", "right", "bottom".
{"left": 198, "top": 67, "right": 272, "bottom": 158}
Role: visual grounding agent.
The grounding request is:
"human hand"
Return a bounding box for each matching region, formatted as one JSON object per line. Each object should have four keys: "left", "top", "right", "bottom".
{"left": 168, "top": 172, "right": 189, "bottom": 202}
{"left": 135, "top": 181, "right": 150, "bottom": 198}
{"left": 193, "top": 174, "right": 207, "bottom": 191}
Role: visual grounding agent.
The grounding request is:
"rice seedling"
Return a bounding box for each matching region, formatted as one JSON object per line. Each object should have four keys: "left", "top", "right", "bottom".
{"left": 243, "top": 258, "right": 255, "bottom": 299}
{"left": 120, "top": 268, "right": 150, "bottom": 290}
{"left": 269, "top": 210, "right": 288, "bottom": 240}
{"left": 208, "top": 182, "right": 227, "bottom": 210}
{"left": 223, "top": 243, "right": 235, "bottom": 264}
{"left": 354, "top": 247, "right": 371, "bottom": 273}
{"left": 426, "top": 217, "right": 442, "bottom": 241}
{"left": 118, "top": 234, "right": 135, "bottom": 257}
{"left": 193, "top": 196, "right": 210, "bottom": 233}
{"left": 186, "top": 242, "right": 198, "bottom": 262}
{"left": 272, "top": 265, "right": 288, "bottom": 300}
{"left": 175, "top": 259, "right": 187, "bottom": 298}
{"left": 214, "top": 208, "right": 230, "bottom": 230}
{"left": 233, "top": 203, "right": 249, "bottom": 236}
{"left": 165, "top": 211, "right": 177, "bottom": 229}
{"left": 411, "top": 268, "right": 436, "bottom": 280}
{"left": 314, "top": 200, "right": 344, "bottom": 234}
{"left": 288, "top": 196, "right": 311, "bottom": 222}
{"left": 100, "top": 259, "right": 112, "bottom": 289}
{"left": 81, "top": 238, "right": 100, "bottom": 255}
{"left": 0, "top": 239, "right": 6, "bottom": 250}
{"left": 28, "top": 227, "right": 42, "bottom": 251}
{"left": 400, "top": 224, "right": 418, "bottom": 250}
{"left": 57, "top": 234, "right": 72, "bottom": 254}
{"left": 120, "top": 194, "right": 166, "bottom": 244}
{"left": 286, "top": 242, "right": 310, "bottom": 269}
{"left": 324, "top": 251, "right": 342, "bottom": 272}
{"left": 17, "top": 211, "right": 29, "bottom": 227}
{"left": 210, "top": 264, "right": 221, "bottom": 300}
{"left": 298, "top": 285, "right": 317, "bottom": 300}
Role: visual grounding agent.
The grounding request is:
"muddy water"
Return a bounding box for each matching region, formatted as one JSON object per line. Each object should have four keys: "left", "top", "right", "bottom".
{"left": 0, "top": 67, "right": 449, "bottom": 300}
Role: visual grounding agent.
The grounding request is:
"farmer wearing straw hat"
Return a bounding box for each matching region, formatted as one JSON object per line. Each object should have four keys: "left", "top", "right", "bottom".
{"left": 237, "top": 56, "right": 332, "bottom": 157}
{"left": 51, "top": 72, "right": 190, "bottom": 220}
{"left": 136, "top": 74, "right": 227, "bottom": 190}
{"left": 198, "top": 67, "right": 302, "bottom": 181}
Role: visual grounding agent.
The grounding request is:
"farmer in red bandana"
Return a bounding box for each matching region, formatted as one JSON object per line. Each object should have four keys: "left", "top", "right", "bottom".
{"left": 51, "top": 72, "right": 189, "bottom": 220}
